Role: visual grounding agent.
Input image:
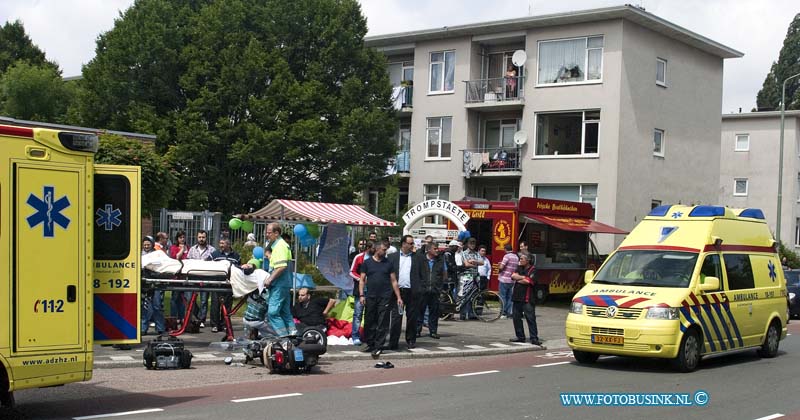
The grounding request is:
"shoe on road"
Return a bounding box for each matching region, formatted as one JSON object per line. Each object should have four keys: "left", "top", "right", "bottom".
{"left": 509, "top": 337, "right": 526, "bottom": 343}
{"left": 353, "top": 338, "right": 362, "bottom": 346}
{"left": 429, "top": 333, "right": 440, "bottom": 339}
{"left": 211, "top": 327, "right": 219, "bottom": 333}
{"left": 199, "top": 322, "right": 205, "bottom": 328}
{"left": 371, "top": 349, "right": 382, "bottom": 359}
{"left": 407, "top": 341, "right": 416, "bottom": 349}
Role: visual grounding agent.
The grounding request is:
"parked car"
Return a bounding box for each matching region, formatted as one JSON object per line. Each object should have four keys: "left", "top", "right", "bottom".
{"left": 785, "top": 269, "right": 800, "bottom": 319}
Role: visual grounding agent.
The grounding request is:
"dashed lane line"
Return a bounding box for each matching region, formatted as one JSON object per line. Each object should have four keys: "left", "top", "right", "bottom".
{"left": 489, "top": 343, "right": 511, "bottom": 348}
{"left": 753, "top": 414, "right": 784, "bottom": 420}
{"left": 73, "top": 408, "right": 165, "bottom": 420}
{"left": 453, "top": 370, "right": 500, "bottom": 377}
{"left": 354, "top": 380, "right": 413, "bottom": 389}
{"left": 437, "top": 347, "right": 460, "bottom": 351}
{"left": 231, "top": 393, "right": 303, "bottom": 403}
{"left": 533, "top": 361, "right": 571, "bottom": 368}
{"left": 465, "top": 345, "right": 487, "bottom": 349}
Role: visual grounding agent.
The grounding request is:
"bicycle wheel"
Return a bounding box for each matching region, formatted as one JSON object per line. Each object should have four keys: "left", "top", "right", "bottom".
{"left": 473, "top": 290, "right": 502, "bottom": 322}
{"left": 438, "top": 290, "right": 454, "bottom": 320}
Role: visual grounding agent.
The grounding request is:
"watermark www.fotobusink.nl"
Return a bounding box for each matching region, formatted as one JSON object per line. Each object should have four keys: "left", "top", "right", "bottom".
{"left": 560, "top": 391, "right": 709, "bottom": 407}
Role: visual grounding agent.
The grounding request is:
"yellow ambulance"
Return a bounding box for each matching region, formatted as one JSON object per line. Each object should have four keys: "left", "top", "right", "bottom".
{"left": 565, "top": 205, "right": 788, "bottom": 372}
{"left": 0, "top": 123, "right": 140, "bottom": 407}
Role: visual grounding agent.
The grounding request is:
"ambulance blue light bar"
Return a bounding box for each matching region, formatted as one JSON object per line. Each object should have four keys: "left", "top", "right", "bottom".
{"left": 648, "top": 205, "right": 673, "bottom": 217}
{"left": 58, "top": 131, "right": 99, "bottom": 153}
{"left": 739, "top": 208, "right": 765, "bottom": 219}
{"left": 688, "top": 206, "right": 725, "bottom": 217}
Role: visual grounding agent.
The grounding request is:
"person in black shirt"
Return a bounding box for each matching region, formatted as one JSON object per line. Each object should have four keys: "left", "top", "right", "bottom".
{"left": 292, "top": 288, "right": 336, "bottom": 332}
{"left": 509, "top": 252, "right": 543, "bottom": 347}
{"left": 359, "top": 241, "right": 403, "bottom": 358}
{"left": 210, "top": 238, "right": 240, "bottom": 333}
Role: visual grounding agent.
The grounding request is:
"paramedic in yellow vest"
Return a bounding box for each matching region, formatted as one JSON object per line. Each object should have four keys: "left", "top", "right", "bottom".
{"left": 265, "top": 223, "right": 297, "bottom": 337}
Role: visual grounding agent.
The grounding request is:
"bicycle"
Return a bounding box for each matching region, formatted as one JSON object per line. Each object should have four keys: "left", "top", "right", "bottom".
{"left": 438, "top": 277, "right": 503, "bottom": 322}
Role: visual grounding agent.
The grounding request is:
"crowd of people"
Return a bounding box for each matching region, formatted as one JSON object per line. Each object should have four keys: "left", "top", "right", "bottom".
{"left": 139, "top": 228, "right": 543, "bottom": 354}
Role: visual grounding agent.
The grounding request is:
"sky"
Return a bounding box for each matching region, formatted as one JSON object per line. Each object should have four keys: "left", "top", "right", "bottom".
{"left": 1, "top": 0, "right": 797, "bottom": 113}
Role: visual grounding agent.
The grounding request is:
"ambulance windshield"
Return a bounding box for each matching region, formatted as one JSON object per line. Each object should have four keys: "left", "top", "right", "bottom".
{"left": 593, "top": 250, "right": 698, "bottom": 288}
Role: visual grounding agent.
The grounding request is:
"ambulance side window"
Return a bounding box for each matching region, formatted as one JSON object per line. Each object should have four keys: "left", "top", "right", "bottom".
{"left": 700, "top": 254, "right": 722, "bottom": 291}
{"left": 723, "top": 254, "right": 755, "bottom": 290}
{"left": 94, "top": 174, "right": 131, "bottom": 260}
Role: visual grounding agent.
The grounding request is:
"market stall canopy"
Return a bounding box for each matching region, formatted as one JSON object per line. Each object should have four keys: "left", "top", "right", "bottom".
{"left": 521, "top": 213, "right": 627, "bottom": 234}
{"left": 238, "top": 199, "right": 396, "bottom": 226}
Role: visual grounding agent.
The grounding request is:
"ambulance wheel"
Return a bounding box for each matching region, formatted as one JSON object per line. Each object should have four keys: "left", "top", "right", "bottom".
{"left": 672, "top": 329, "right": 701, "bottom": 372}
{"left": 757, "top": 320, "right": 780, "bottom": 358}
{"left": 534, "top": 285, "right": 549, "bottom": 304}
{"left": 0, "top": 391, "right": 14, "bottom": 409}
{"left": 573, "top": 350, "right": 599, "bottom": 364}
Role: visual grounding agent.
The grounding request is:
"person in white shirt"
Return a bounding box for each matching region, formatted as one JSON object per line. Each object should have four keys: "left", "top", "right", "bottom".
{"left": 477, "top": 245, "right": 491, "bottom": 290}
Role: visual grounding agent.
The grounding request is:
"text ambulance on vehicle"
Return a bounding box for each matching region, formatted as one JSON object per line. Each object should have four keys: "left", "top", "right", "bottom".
{"left": 0, "top": 123, "right": 141, "bottom": 407}
{"left": 565, "top": 204, "right": 788, "bottom": 372}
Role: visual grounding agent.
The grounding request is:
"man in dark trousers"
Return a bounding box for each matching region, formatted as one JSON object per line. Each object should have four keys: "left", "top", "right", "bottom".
{"left": 359, "top": 241, "right": 403, "bottom": 358}
{"left": 509, "top": 252, "right": 544, "bottom": 347}
{"left": 388, "top": 235, "right": 420, "bottom": 349}
{"left": 415, "top": 243, "right": 446, "bottom": 339}
{"left": 210, "top": 238, "right": 239, "bottom": 333}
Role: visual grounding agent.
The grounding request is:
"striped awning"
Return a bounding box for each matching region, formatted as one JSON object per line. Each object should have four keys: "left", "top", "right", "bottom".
{"left": 238, "top": 199, "right": 396, "bottom": 226}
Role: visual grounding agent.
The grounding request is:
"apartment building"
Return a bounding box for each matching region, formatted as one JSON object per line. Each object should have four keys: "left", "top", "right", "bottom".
{"left": 366, "top": 5, "right": 741, "bottom": 252}
{"left": 720, "top": 111, "right": 800, "bottom": 247}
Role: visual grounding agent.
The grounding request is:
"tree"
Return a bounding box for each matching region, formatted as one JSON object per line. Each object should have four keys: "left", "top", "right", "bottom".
{"left": 756, "top": 13, "right": 800, "bottom": 111}
{"left": 80, "top": 0, "right": 396, "bottom": 214}
{"left": 94, "top": 134, "right": 178, "bottom": 217}
{"left": 0, "top": 62, "right": 72, "bottom": 122}
{"left": 0, "top": 20, "right": 56, "bottom": 74}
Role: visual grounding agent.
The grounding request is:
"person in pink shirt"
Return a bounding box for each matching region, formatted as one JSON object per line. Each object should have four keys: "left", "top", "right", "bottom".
{"left": 497, "top": 244, "right": 518, "bottom": 319}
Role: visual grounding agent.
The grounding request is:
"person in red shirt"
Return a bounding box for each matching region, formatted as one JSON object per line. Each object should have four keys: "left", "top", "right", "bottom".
{"left": 509, "top": 253, "right": 543, "bottom": 347}
{"left": 169, "top": 231, "right": 189, "bottom": 260}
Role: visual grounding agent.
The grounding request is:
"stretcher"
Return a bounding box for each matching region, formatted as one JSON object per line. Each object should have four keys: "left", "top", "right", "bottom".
{"left": 141, "top": 251, "right": 267, "bottom": 341}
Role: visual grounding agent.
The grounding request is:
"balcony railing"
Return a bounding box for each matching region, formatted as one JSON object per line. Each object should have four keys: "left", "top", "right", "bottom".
{"left": 464, "top": 76, "right": 524, "bottom": 104}
{"left": 391, "top": 85, "right": 413, "bottom": 110}
{"left": 462, "top": 147, "right": 521, "bottom": 177}
{"left": 396, "top": 150, "right": 410, "bottom": 173}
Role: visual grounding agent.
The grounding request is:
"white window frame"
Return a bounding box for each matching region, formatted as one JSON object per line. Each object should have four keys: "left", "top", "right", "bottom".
{"left": 429, "top": 50, "right": 455, "bottom": 94}
{"left": 796, "top": 218, "right": 800, "bottom": 247}
{"left": 735, "top": 134, "right": 750, "bottom": 152}
{"left": 733, "top": 178, "right": 748, "bottom": 196}
{"left": 656, "top": 58, "right": 667, "bottom": 87}
{"left": 422, "top": 184, "right": 450, "bottom": 227}
{"left": 536, "top": 35, "right": 604, "bottom": 87}
{"left": 533, "top": 110, "right": 601, "bottom": 158}
{"left": 531, "top": 184, "right": 598, "bottom": 215}
{"left": 653, "top": 128, "right": 665, "bottom": 157}
{"left": 482, "top": 118, "right": 520, "bottom": 149}
{"left": 426, "top": 116, "right": 452, "bottom": 160}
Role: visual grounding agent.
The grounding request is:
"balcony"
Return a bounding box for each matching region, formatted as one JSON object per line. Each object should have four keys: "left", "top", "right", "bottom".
{"left": 391, "top": 85, "right": 413, "bottom": 115}
{"left": 462, "top": 147, "right": 522, "bottom": 178}
{"left": 464, "top": 76, "right": 524, "bottom": 111}
{"left": 387, "top": 150, "right": 410, "bottom": 176}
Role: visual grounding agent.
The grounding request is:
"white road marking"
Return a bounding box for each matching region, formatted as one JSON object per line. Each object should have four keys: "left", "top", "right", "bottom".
{"left": 509, "top": 341, "right": 531, "bottom": 346}
{"left": 753, "top": 414, "right": 784, "bottom": 420}
{"left": 533, "top": 361, "right": 571, "bottom": 367}
{"left": 73, "top": 408, "right": 164, "bottom": 419}
{"left": 408, "top": 347, "right": 431, "bottom": 352}
{"left": 465, "top": 345, "right": 487, "bottom": 349}
{"left": 453, "top": 370, "right": 500, "bottom": 377}
{"left": 341, "top": 350, "right": 363, "bottom": 355}
{"left": 232, "top": 393, "right": 303, "bottom": 403}
{"left": 193, "top": 353, "right": 216, "bottom": 359}
{"left": 437, "top": 346, "right": 459, "bottom": 351}
{"left": 489, "top": 343, "right": 511, "bottom": 348}
{"left": 108, "top": 356, "right": 135, "bottom": 361}
{"left": 354, "top": 380, "right": 412, "bottom": 389}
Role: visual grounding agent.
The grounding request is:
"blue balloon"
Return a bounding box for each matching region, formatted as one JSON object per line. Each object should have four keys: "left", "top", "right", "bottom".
{"left": 458, "top": 230, "right": 471, "bottom": 241}
{"left": 293, "top": 224, "right": 308, "bottom": 237}
{"left": 301, "top": 235, "right": 316, "bottom": 247}
{"left": 253, "top": 246, "right": 264, "bottom": 260}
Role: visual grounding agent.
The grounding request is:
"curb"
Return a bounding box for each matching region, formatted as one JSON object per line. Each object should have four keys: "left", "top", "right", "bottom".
{"left": 93, "top": 343, "right": 548, "bottom": 369}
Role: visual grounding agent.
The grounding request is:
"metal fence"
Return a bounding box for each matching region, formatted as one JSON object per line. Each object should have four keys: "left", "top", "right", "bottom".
{"left": 153, "top": 209, "right": 222, "bottom": 246}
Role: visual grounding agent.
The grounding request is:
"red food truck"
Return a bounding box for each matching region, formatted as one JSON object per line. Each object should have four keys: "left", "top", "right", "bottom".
{"left": 449, "top": 197, "right": 627, "bottom": 302}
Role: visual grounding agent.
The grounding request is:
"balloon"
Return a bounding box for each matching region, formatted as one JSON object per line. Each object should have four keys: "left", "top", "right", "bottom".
{"left": 301, "top": 235, "right": 316, "bottom": 247}
{"left": 228, "top": 218, "right": 242, "bottom": 230}
{"left": 305, "top": 224, "right": 320, "bottom": 238}
{"left": 293, "top": 224, "right": 308, "bottom": 237}
{"left": 241, "top": 220, "right": 254, "bottom": 233}
{"left": 457, "top": 230, "right": 471, "bottom": 242}
{"left": 252, "top": 246, "right": 264, "bottom": 260}
{"left": 247, "top": 258, "right": 262, "bottom": 269}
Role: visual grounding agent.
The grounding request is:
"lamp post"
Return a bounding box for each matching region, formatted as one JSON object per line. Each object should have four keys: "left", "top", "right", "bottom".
{"left": 776, "top": 72, "right": 800, "bottom": 243}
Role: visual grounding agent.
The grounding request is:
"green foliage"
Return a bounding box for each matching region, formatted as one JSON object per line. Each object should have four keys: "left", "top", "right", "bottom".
{"left": 756, "top": 13, "right": 800, "bottom": 111}
{"left": 0, "top": 61, "right": 73, "bottom": 122}
{"left": 94, "top": 134, "right": 178, "bottom": 217}
{"left": 0, "top": 20, "right": 56, "bottom": 74}
{"left": 779, "top": 242, "right": 800, "bottom": 269}
{"left": 80, "top": 0, "right": 397, "bottom": 215}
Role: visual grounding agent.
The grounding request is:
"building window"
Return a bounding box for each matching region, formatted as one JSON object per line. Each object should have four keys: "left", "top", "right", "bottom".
{"left": 653, "top": 129, "right": 665, "bottom": 157}
{"left": 537, "top": 36, "right": 603, "bottom": 85}
{"left": 656, "top": 58, "right": 667, "bottom": 87}
{"left": 733, "top": 178, "right": 748, "bottom": 196}
{"left": 796, "top": 218, "right": 800, "bottom": 247}
{"left": 535, "top": 110, "right": 600, "bottom": 156}
{"left": 396, "top": 185, "right": 409, "bottom": 215}
{"left": 426, "top": 117, "right": 452, "bottom": 159}
{"left": 429, "top": 50, "right": 455, "bottom": 93}
{"left": 367, "top": 189, "right": 379, "bottom": 214}
{"left": 533, "top": 184, "right": 597, "bottom": 217}
{"left": 651, "top": 200, "right": 662, "bottom": 210}
{"left": 423, "top": 184, "right": 450, "bottom": 226}
{"left": 735, "top": 134, "right": 749, "bottom": 151}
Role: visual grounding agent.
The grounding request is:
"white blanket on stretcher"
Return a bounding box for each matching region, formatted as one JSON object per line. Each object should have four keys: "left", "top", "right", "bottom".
{"left": 141, "top": 251, "right": 268, "bottom": 298}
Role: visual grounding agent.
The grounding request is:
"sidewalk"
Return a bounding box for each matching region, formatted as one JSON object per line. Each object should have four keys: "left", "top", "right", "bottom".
{"left": 94, "top": 301, "right": 570, "bottom": 368}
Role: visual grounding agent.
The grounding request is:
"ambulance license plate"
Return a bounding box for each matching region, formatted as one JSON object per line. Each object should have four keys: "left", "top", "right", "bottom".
{"left": 294, "top": 349, "right": 304, "bottom": 362}
{"left": 591, "top": 334, "right": 624, "bottom": 345}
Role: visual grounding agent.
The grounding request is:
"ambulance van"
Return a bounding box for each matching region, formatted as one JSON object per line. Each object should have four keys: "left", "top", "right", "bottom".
{"left": 0, "top": 123, "right": 140, "bottom": 407}
{"left": 565, "top": 205, "right": 788, "bottom": 372}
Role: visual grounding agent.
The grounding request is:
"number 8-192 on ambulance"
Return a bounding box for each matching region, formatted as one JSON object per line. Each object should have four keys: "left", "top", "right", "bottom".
{"left": 0, "top": 123, "right": 141, "bottom": 407}
{"left": 566, "top": 205, "right": 788, "bottom": 372}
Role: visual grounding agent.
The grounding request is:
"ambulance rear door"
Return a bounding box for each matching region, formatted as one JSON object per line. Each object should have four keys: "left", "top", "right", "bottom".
{"left": 92, "top": 165, "right": 140, "bottom": 345}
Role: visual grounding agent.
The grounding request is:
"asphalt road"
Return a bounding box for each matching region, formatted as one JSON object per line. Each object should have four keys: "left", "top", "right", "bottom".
{"left": 7, "top": 322, "right": 800, "bottom": 420}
